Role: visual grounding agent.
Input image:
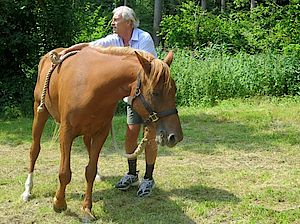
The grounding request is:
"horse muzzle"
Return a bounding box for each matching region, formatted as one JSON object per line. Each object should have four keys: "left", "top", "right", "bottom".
{"left": 156, "top": 129, "right": 183, "bottom": 147}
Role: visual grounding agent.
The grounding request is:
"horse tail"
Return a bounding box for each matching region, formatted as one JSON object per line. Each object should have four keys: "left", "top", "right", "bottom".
{"left": 37, "top": 59, "right": 57, "bottom": 113}
{"left": 37, "top": 50, "right": 79, "bottom": 113}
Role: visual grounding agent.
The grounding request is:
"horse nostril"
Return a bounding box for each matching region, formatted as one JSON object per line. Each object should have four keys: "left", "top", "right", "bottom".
{"left": 160, "top": 132, "right": 164, "bottom": 138}
{"left": 168, "top": 134, "right": 177, "bottom": 146}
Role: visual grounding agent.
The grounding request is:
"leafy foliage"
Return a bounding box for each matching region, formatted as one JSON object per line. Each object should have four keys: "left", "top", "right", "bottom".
{"left": 169, "top": 49, "right": 300, "bottom": 106}
{"left": 1, "top": 0, "right": 299, "bottom": 117}
{"left": 160, "top": 0, "right": 300, "bottom": 53}
{"left": 0, "top": 0, "right": 86, "bottom": 117}
{"left": 0, "top": 0, "right": 39, "bottom": 118}
{"left": 74, "top": 4, "right": 111, "bottom": 43}
{"left": 0, "top": 0, "right": 119, "bottom": 118}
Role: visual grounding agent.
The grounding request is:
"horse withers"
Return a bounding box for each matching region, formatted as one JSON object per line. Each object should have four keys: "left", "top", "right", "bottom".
{"left": 21, "top": 46, "right": 183, "bottom": 219}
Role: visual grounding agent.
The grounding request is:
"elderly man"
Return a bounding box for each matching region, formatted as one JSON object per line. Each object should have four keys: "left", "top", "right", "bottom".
{"left": 61, "top": 6, "right": 157, "bottom": 197}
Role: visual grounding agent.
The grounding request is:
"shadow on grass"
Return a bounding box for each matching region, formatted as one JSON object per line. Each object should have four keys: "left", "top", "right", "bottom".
{"left": 0, "top": 117, "right": 125, "bottom": 149}
{"left": 169, "top": 185, "right": 240, "bottom": 203}
{"left": 66, "top": 175, "right": 240, "bottom": 223}
{"left": 175, "top": 112, "right": 300, "bottom": 155}
{"left": 2, "top": 108, "right": 300, "bottom": 155}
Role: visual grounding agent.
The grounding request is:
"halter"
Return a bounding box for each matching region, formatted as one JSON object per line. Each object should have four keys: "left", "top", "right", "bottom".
{"left": 126, "top": 74, "right": 178, "bottom": 126}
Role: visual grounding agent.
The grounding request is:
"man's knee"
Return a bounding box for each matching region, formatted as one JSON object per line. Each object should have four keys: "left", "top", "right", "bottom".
{"left": 125, "top": 124, "right": 141, "bottom": 153}
{"left": 126, "top": 124, "right": 140, "bottom": 139}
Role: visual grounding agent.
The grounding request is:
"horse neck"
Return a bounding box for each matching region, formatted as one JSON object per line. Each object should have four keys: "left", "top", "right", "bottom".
{"left": 113, "top": 61, "right": 142, "bottom": 100}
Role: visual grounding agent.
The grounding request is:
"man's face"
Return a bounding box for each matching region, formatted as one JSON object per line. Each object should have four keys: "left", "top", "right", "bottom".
{"left": 112, "top": 13, "right": 132, "bottom": 35}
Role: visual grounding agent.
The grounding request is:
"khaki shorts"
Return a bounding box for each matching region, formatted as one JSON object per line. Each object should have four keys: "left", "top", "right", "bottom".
{"left": 127, "top": 105, "right": 143, "bottom": 125}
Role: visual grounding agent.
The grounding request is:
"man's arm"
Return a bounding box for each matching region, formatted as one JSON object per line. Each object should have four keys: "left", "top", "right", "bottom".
{"left": 60, "top": 34, "right": 120, "bottom": 56}
{"left": 60, "top": 43, "right": 90, "bottom": 56}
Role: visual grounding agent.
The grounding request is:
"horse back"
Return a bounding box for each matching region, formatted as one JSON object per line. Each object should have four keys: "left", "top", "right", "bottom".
{"left": 35, "top": 47, "right": 138, "bottom": 135}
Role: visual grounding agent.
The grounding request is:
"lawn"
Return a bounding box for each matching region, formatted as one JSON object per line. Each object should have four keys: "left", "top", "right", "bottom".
{"left": 0, "top": 97, "right": 300, "bottom": 223}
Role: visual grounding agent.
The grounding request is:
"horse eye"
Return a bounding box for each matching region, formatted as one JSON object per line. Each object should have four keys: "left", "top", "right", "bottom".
{"left": 152, "top": 92, "right": 160, "bottom": 97}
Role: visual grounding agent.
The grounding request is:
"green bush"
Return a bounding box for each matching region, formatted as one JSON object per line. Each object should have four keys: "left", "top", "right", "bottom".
{"left": 74, "top": 4, "right": 111, "bottom": 43}
{"left": 3, "top": 105, "right": 22, "bottom": 119}
{"left": 170, "top": 49, "right": 300, "bottom": 106}
{"left": 0, "top": 1, "right": 118, "bottom": 116}
{"left": 0, "top": 0, "right": 86, "bottom": 116}
{"left": 160, "top": 0, "right": 300, "bottom": 54}
{"left": 283, "top": 44, "right": 300, "bottom": 58}
{"left": 2, "top": 0, "right": 299, "bottom": 115}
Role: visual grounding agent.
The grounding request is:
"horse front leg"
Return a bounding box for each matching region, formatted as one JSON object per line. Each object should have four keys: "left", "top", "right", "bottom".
{"left": 53, "top": 125, "right": 74, "bottom": 213}
{"left": 83, "top": 128, "right": 109, "bottom": 220}
{"left": 21, "top": 101, "right": 49, "bottom": 201}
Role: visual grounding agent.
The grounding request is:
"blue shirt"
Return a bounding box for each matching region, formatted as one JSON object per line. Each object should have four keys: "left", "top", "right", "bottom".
{"left": 89, "top": 28, "right": 157, "bottom": 58}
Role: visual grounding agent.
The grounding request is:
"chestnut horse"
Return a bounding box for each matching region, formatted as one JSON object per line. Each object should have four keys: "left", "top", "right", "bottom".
{"left": 21, "top": 46, "right": 183, "bottom": 218}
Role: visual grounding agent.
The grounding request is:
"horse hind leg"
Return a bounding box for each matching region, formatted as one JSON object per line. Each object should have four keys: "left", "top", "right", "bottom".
{"left": 21, "top": 101, "right": 49, "bottom": 201}
{"left": 83, "top": 128, "right": 110, "bottom": 220}
{"left": 83, "top": 135, "right": 102, "bottom": 181}
{"left": 53, "top": 124, "right": 74, "bottom": 213}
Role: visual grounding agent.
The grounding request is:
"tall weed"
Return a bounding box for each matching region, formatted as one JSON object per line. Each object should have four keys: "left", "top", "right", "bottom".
{"left": 170, "top": 49, "right": 300, "bottom": 106}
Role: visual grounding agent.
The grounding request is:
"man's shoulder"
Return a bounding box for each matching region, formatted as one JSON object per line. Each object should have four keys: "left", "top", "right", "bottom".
{"left": 90, "top": 33, "right": 121, "bottom": 47}
{"left": 136, "top": 28, "right": 151, "bottom": 37}
{"left": 103, "top": 33, "right": 120, "bottom": 40}
{"left": 134, "top": 28, "right": 153, "bottom": 42}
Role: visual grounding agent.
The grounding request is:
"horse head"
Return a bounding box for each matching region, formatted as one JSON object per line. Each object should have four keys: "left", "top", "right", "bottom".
{"left": 131, "top": 51, "right": 183, "bottom": 148}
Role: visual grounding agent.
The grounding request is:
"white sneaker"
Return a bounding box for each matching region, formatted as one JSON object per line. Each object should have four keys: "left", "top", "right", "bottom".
{"left": 137, "top": 178, "right": 155, "bottom": 197}
{"left": 115, "top": 173, "right": 139, "bottom": 190}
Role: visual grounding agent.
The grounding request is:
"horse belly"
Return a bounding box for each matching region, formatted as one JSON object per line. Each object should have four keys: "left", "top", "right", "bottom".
{"left": 68, "top": 108, "right": 114, "bottom": 136}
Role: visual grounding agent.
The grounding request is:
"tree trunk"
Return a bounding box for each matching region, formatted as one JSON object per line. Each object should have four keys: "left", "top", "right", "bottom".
{"left": 201, "top": 0, "right": 207, "bottom": 10}
{"left": 153, "top": 0, "right": 162, "bottom": 46}
{"left": 221, "top": 0, "right": 225, "bottom": 13}
{"left": 251, "top": 0, "right": 256, "bottom": 9}
{"left": 124, "top": 0, "right": 127, "bottom": 6}
{"left": 168, "top": 0, "right": 176, "bottom": 14}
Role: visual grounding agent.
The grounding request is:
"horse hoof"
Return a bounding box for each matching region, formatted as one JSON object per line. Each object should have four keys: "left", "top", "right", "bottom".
{"left": 82, "top": 207, "right": 96, "bottom": 222}
{"left": 21, "top": 192, "right": 31, "bottom": 202}
{"left": 53, "top": 197, "right": 67, "bottom": 213}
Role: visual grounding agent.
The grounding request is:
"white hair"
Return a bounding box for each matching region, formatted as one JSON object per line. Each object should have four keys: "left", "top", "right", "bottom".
{"left": 113, "top": 6, "right": 140, "bottom": 28}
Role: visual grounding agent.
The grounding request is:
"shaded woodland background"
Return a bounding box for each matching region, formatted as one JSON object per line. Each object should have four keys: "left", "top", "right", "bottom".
{"left": 0, "top": 0, "right": 299, "bottom": 118}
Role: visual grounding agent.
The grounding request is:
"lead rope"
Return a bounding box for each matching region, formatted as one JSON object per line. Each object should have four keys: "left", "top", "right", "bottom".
{"left": 124, "top": 136, "right": 148, "bottom": 159}
{"left": 37, "top": 50, "right": 79, "bottom": 113}
{"left": 124, "top": 127, "right": 151, "bottom": 159}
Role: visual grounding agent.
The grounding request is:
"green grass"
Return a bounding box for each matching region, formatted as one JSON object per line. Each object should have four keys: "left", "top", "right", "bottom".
{"left": 1, "top": 97, "right": 300, "bottom": 223}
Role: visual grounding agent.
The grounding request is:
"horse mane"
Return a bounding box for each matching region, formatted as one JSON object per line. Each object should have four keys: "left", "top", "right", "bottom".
{"left": 92, "top": 46, "right": 171, "bottom": 93}
{"left": 147, "top": 59, "right": 171, "bottom": 94}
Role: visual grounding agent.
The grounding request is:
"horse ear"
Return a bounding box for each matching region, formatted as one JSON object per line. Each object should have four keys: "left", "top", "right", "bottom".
{"left": 135, "top": 51, "right": 151, "bottom": 74}
{"left": 163, "top": 51, "right": 173, "bottom": 67}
